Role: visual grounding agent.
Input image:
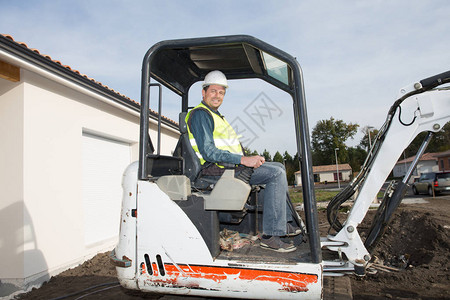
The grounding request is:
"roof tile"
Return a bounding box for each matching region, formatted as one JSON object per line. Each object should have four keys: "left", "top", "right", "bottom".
{"left": 397, "top": 152, "right": 438, "bottom": 164}
{"left": 1, "top": 33, "right": 178, "bottom": 125}
{"left": 295, "top": 163, "right": 352, "bottom": 174}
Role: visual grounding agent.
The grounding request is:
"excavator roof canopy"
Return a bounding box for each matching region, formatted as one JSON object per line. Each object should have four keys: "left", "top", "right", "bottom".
{"left": 142, "top": 35, "right": 299, "bottom": 96}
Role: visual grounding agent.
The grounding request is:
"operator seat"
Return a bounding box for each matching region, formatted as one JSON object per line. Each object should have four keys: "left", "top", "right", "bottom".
{"left": 173, "top": 112, "right": 263, "bottom": 231}
{"left": 173, "top": 112, "right": 214, "bottom": 189}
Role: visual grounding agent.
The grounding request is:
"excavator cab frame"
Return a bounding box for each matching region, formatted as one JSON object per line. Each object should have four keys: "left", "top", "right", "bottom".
{"left": 138, "top": 34, "right": 321, "bottom": 263}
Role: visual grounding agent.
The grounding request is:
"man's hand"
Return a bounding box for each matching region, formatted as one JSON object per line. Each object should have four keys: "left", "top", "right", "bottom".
{"left": 241, "top": 155, "right": 265, "bottom": 168}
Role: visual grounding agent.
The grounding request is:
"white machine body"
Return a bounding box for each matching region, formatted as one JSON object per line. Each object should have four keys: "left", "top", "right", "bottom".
{"left": 114, "top": 163, "right": 322, "bottom": 299}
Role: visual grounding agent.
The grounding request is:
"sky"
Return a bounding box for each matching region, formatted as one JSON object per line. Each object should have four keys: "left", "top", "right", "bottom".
{"left": 1, "top": 0, "right": 449, "bottom": 155}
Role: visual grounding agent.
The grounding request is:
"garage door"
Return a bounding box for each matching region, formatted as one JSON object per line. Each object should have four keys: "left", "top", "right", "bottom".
{"left": 82, "top": 132, "right": 131, "bottom": 246}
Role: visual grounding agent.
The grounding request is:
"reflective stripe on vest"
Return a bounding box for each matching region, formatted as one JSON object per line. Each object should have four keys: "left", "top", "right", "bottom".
{"left": 186, "top": 102, "right": 243, "bottom": 167}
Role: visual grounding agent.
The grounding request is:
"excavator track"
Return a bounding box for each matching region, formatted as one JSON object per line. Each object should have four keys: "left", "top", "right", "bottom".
{"left": 323, "top": 276, "right": 353, "bottom": 300}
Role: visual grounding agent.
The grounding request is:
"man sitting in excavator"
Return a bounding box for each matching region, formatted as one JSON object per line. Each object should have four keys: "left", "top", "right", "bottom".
{"left": 185, "top": 70, "right": 301, "bottom": 253}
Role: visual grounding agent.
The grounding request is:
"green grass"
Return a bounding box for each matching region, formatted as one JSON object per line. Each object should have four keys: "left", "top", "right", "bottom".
{"left": 289, "top": 188, "right": 340, "bottom": 204}
{"left": 289, "top": 188, "right": 385, "bottom": 204}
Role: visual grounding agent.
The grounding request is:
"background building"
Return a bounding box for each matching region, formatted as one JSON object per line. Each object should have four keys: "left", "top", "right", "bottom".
{"left": 295, "top": 163, "right": 352, "bottom": 186}
{"left": 392, "top": 152, "right": 439, "bottom": 181}
{"left": 436, "top": 150, "right": 450, "bottom": 171}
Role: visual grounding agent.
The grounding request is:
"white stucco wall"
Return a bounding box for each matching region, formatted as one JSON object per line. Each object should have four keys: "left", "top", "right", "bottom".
{"left": 295, "top": 170, "right": 352, "bottom": 186}
{"left": 317, "top": 170, "right": 352, "bottom": 183}
{"left": 0, "top": 68, "right": 179, "bottom": 293}
{"left": 0, "top": 77, "right": 25, "bottom": 282}
{"left": 21, "top": 70, "right": 141, "bottom": 281}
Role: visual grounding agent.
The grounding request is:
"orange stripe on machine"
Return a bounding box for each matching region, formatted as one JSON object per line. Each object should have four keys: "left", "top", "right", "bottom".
{"left": 143, "top": 263, "right": 318, "bottom": 292}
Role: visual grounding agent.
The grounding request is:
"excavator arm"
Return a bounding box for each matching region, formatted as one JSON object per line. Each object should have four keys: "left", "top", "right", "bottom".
{"left": 323, "top": 71, "right": 450, "bottom": 273}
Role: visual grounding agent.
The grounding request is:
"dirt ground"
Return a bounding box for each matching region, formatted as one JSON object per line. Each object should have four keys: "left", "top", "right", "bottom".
{"left": 15, "top": 196, "right": 450, "bottom": 300}
{"left": 348, "top": 196, "right": 450, "bottom": 300}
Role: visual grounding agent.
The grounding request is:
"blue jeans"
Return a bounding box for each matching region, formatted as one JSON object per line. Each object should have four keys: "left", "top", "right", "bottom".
{"left": 249, "top": 162, "right": 292, "bottom": 236}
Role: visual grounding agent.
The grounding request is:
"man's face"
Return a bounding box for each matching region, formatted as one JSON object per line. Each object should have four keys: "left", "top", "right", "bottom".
{"left": 202, "top": 84, "right": 226, "bottom": 111}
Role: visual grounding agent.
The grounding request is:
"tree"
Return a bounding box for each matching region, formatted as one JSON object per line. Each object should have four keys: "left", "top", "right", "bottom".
{"left": 283, "top": 151, "right": 293, "bottom": 165}
{"left": 347, "top": 146, "right": 367, "bottom": 173}
{"left": 311, "top": 117, "right": 359, "bottom": 165}
{"left": 283, "top": 151, "right": 296, "bottom": 185}
{"left": 273, "top": 151, "right": 284, "bottom": 163}
{"left": 243, "top": 147, "right": 259, "bottom": 156}
{"left": 360, "top": 126, "right": 379, "bottom": 151}
{"left": 250, "top": 149, "right": 259, "bottom": 156}
{"left": 293, "top": 152, "right": 300, "bottom": 171}
{"left": 404, "top": 121, "right": 450, "bottom": 157}
{"left": 261, "top": 149, "right": 272, "bottom": 162}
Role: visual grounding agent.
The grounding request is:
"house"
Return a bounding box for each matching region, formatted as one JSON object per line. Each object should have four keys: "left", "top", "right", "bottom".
{"left": 436, "top": 150, "right": 450, "bottom": 171}
{"left": 294, "top": 163, "right": 352, "bottom": 186}
{"left": 392, "top": 152, "right": 439, "bottom": 180}
{"left": 0, "top": 34, "right": 180, "bottom": 296}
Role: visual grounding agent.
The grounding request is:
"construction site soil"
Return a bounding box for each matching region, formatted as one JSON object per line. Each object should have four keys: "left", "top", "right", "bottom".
{"left": 15, "top": 196, "right": 450, "bottom": 300}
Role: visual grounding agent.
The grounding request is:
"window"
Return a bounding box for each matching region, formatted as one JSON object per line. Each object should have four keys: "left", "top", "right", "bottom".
{"left": 261, "top": 51, "right": 289, "bottom": 85}
{"left": 333, "top": 172, "right": 342, "bottom": 181}
{"left": 437, "top": 172, "right": 450, "bottom": 179}
{"left": 314, "top": 174, "right": 320, "bottom": 182}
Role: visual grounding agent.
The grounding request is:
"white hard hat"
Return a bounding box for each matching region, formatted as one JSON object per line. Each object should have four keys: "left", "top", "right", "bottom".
{"left": 202, "top": 70, "right": 228, "bottom": 89}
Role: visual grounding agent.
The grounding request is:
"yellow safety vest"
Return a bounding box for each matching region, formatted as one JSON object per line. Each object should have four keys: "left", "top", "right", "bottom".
{"left": 186, "top": 102, "right": 243, "bottom": 167}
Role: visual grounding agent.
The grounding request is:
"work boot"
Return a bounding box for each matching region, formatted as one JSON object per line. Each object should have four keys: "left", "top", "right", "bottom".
{"left": 285, "top": 222, "right": 302, "bottom": 237}
{"left": 260, "top": 236, "right": 296, "bottom": 253}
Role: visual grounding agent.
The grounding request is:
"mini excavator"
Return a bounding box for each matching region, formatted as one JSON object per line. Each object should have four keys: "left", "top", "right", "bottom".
{"left": 111, "top": 35, "right": 450, "bottom": 299}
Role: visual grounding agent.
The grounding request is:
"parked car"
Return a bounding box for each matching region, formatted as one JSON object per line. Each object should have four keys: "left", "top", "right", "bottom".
{"left": 412, "top": 171, "right": 450, "bottom": 195}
